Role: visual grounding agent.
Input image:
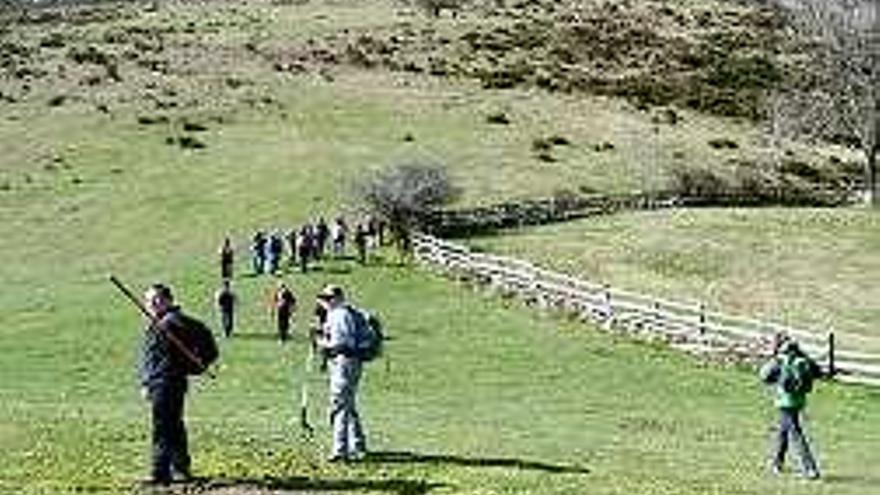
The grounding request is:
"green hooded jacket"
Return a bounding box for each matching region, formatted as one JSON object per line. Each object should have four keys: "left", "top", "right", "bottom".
{"left": 760, "top": 353, "right": 815, "bottom": 410}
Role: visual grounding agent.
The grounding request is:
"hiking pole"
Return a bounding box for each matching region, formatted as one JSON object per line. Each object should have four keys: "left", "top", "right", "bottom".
{"left": 108, "top": 274, "right": 216, "bottom": 379}
{"left": 298, "top": 329, "right": 316, "bottom": 436}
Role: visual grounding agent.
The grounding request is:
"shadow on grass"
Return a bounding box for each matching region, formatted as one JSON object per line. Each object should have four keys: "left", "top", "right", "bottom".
{"left": 821, "top": 473, "right": 880, "bottom": 485}
{"left": 365, "top": 450, "right": 589, "bottom": 474}
{"left": 322, "top": 265, "right": 353, "bottom": 275}
{"left": 200, "top": 475, "right": 446, "bottom": 495}
{"left": 226, "top": 333, "right": 280, "bottom": 342}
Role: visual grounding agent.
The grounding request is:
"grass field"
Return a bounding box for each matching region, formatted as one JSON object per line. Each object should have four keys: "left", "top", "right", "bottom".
{"left": 468, "top": 207, "right": 880, "bottom": 351}
{"left": 2, "top": 1, "right": 880, "bottom": 494}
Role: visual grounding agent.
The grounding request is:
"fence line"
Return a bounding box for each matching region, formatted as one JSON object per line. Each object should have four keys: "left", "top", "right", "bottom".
{"left": 427, "top": 187, "right": 861, "bottom": 237}
{"left": 412, "top": 233, "right": 880, "bottom": 387}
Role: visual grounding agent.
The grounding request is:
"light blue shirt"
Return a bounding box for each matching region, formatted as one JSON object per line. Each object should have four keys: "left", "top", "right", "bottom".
{"left": 324, "top": 304, "right": 357, "bottom": 353}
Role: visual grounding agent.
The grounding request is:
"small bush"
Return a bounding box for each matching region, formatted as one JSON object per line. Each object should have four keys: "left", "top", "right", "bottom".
{"left": 779, "top": 159, "right": 821, "bottom": 182}
{"left": 536, "top": 151, "right": 556, "bottom": 163}
{"left": 178, "top": 136, "right": 206, "bottom": 149}
{"left": 548, "top": 135, "right": 570, "bottom": 146}
{"left": 531, "top": 137, "right": 552, "bottom": 153}
{"left": 486, "top": 112, "right": 510, "bottom": 125}
{"left": 67, "top": 45, "right": 112, "bottom": 66}
{"left": 414, "top": 0, "right": 468, "bottom": 17}
{"left": 39, "top": 33, "right": 66, "bottom": 49}
{"left": 707, "top": 138, "right": 739, "bottom": 150}
{"left": 47, "top": 94, "right": 67, "bottom": 107}
{"left": 669, "top": 166, "right": 728, "bottom": 201}
{"left": 182, "top": 121, "right": 208, "bottom": 132}
{"left": 593, "top": 142, "right": 615, "bottom": 152}
{"left": 137, "top": 115, "right": 168, "bottom": 126}
{"left": 166, "top": 135, "right": 206, "bottom": 150}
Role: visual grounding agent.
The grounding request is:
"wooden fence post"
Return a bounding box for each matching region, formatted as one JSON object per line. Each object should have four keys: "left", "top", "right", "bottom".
{"left": 652, "top": 300, "right": 661, "bottom": 330}
{"left": 698, "top": 303, "right": 707, "bottom": 336}
{"left": 827, "top": 331, "right": 836, "bottom": 378}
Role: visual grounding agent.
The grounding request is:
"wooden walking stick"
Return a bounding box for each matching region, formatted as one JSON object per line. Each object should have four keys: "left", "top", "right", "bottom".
{"left": 109, "top": 275, "right": 216, "bottom": 379}
{"left": 298, "top": 327, "right": 317, "bottom": 436}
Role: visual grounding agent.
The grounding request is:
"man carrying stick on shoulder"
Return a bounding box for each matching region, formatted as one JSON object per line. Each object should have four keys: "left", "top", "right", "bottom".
{"left": 138, "top": 283, "right": 193, "bottom": 486}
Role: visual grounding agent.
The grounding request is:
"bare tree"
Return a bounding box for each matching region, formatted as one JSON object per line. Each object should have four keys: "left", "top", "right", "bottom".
{"left": 772, "top": 0, "right": 878, "bottom": 204}
{"left": 353, "top": 160, "right": 458, "bottom": 253}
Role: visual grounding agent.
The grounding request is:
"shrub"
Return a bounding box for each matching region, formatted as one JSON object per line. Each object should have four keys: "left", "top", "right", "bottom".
{"left": 669, "top": 166, "right": 728, "bottom": 202}
{"left": 353, "top": 160, "right": 458, "bottom": 251}
{"left": 486, "top": 112, "right": 510, "bottom": 125}
{"left": 707, "top": 138, "right": 739, "bottom": 150}
{"left": 414, "top": 0, "right": 468, "bottom": 17}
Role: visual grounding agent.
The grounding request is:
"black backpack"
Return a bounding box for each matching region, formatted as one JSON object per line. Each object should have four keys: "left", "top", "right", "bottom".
{"left": 779, "top": 356, "right": 819, "bottom": 394}
{"left": 166, "top": 312, "right": 219, "bottom": 375}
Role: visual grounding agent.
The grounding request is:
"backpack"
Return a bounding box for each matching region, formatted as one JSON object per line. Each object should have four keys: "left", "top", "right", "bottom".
{"left": 167, "top": 312, "right": 219, "bottom": 375}
{"left": 348, "top": 307, "right": 384, "bottom": 362}
{"left": 779, "top": 356, "right": 817, "bottom": 395}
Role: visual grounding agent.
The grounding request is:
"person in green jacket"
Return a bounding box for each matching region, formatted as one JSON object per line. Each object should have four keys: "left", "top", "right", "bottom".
{"left": 760, "top": 339, "right": 822, "bottom": 480}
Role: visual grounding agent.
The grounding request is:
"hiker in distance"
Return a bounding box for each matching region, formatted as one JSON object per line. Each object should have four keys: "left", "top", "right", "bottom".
{"left": 267, "top": 231, "right": 285, "bottom": 275}
{"left": 219, "top": 237, "right": 234, "bottom": 280}
{"left": 760, "top": 338, "right": 823, "bottom": 480}
{"left": 215, "top": 280, "right": 236, "bottom": 338}
{"left": 251, "top": 230, "right": 267, "bottom": 275}
{"left": 315, "top": 285, "right": 367, "bottom": 462}
{"left": 274, "top": 282, "right": 296, "bottom": 343}
{"left": 138, "top": 284, "right": 195, "bottom": 486}
{"left": 354, "top": 222, "right": 369, "bottom": 265}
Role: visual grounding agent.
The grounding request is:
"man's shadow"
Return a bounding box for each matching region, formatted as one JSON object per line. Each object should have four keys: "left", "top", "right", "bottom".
{"left": 364, "top": 450, "right": 589, "bottom": 474}
{"left": 192, "top": 475, "right": 445, "bottom": 495}
{"left": 165, "top": 451, "right": 584, "bottom": 494}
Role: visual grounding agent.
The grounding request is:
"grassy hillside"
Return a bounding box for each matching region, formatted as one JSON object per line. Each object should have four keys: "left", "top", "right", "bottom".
{"left": 2, "top": 1, "right": 880, "bottom": 494}
{"left": 0, "top": 0, "right": 861, "bottom": 202}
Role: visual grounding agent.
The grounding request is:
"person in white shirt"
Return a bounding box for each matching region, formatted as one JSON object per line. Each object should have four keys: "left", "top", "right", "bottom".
{"left": 316, "top": 284, "right": 367, "bottom": 461}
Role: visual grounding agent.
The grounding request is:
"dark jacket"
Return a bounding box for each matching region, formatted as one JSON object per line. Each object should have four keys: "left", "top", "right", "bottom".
{"left": 139, "top": 308, "right": 188, "bottom": 389}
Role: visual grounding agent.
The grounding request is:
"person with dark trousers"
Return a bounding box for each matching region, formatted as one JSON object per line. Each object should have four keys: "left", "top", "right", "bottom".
{"left": 215, "top": 280, "right": 236, "bottom": 338}
{"left": 219, "top": 237, "right": 234, "bottom": 280}
{"left": 760, "top": 339, "right": 822, "bottom": 480}
{"left": 286, "top": 229, "right": 298, "bottom": 268}
{"left": 315, "top": 218, "right": 329, "bottom": 260}
{"left": 138, "top": 284, "right": 192, "bottom": 486}
{"left": 274, "top": 282, "right": 296, "bottom": 343}
{"left": 297, "top": 226, "right": 313, "bottom": 273}
{"left": 375, "top": 218, "right": 386, "bottom": 246}
{"left": 354, "top": 223, "right": 368, "bottom": 265}
{"left": 267, "top": 231, "right": 284, "bottom": 274}
{"left": 251, "top": 230, "right": 267, "bottom": 275}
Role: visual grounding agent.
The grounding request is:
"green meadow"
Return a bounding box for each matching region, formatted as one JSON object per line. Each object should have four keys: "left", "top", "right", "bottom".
{"left": 2, "top": 1, "right": 879, "bottom": 494}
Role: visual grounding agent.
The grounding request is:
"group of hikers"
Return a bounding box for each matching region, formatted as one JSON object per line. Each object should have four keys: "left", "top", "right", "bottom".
{"left": 137, "top": 280, "right": 375, "bottom": 486}
{"left": 244, "top": 216, "right": 387, "bottom": 276}
{"left": 213, "top": 214, "right": 387, "bottom": 343}
{"left": 133, "top": 214, "right": 390, "bottom": 487}
{"left": 132, "top": 218, "right": 827, "bottom": 487}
